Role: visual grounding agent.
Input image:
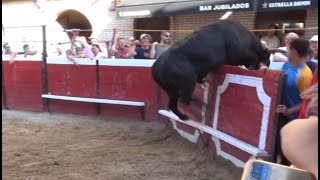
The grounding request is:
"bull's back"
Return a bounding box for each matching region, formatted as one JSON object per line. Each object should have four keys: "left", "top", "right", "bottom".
{"left": 152, "top": 20, "right": 263, "bottom": 79}
{"left": 171, "top": 20, "right": 257, "bottom": 60}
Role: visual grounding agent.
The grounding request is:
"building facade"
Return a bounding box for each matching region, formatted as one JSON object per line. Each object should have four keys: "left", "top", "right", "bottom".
{"left": 2, "top": 0, "right": 318, "bottom": 53}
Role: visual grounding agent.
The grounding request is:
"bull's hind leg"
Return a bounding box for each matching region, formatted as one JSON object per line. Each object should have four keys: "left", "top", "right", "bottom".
{"left": 167, "top": 89, "right": 188, "bottom": 120}
{"left": 179, "top": 73, "right": 197, "bottom": 106}
{"left": 179, "top": 80, "right": 197, "bottom": 106}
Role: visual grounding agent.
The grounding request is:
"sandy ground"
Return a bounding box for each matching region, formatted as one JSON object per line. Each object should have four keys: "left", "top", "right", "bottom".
{"left": 2, "top": 110, "right": 243, "bottom": 180}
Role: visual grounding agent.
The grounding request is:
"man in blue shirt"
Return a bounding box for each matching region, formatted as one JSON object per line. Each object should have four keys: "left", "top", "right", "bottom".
{"left": 276, "top": 38, "right": 313, "bottom": 121}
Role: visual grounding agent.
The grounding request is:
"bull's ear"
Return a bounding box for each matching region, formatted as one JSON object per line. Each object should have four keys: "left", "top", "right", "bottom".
{"left": 267, "top": 48, "right": 286, "bottom": 54}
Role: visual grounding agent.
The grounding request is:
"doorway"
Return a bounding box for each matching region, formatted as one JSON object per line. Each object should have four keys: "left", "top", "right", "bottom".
{"left": 56, "top": 9, "right": 92, "bottom": 40}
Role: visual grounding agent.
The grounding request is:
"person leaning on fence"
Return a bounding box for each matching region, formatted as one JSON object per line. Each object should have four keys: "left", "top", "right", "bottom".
{"left": 22, "top": 44, "right": 37, "bottom": 57}
{"left": 77, "top": 36, "right": 94, "bottom": 59}
{"left": 280, "top": 83, "right": 318, "bottom": 180}
{"left": 134, "top": 33, "right": 152, "bottom": 59}
{"left": 112, "top": 37, "right": 132, "bottom": 59}
{"left": 74, "top": 47, "right": 85, "bottom": 58}
{"left": 3, "top": 43, "right": 17, "bottom": 64}
{"left": 126, "top": 37, "right": 137, "bottom": 59}
{"left": 89, "top": 37, "right": 109, "bottom": 58}
{"left": 65, "top": 49, "right": 79, "bottom": 67}
{"left": 150, "top": 31, "right": 171, "bottom": 59}
{"left": 91, "top": 44, "right": 107, "bottom": 60}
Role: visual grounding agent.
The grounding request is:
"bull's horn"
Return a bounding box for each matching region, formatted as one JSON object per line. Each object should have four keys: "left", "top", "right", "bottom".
{"left": 268, "top": 48, "right": 286, "bottom": 54}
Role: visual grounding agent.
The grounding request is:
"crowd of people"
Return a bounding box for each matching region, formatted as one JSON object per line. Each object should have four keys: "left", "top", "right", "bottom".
{"left": 2, "top": 29, "right": 172, "bottom": 66}
{"left": 59, "top": 30, "right": 172, "bottom": 65}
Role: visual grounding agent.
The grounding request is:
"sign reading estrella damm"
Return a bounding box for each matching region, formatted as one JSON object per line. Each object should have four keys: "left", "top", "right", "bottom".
{"left": 257, "top": 0, "right": 318, "bottom": 11}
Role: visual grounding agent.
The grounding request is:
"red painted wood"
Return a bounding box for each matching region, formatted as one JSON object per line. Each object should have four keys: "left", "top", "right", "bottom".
{"left": 47, "top": 64, "right": 96, "bottom": 97}
{"left": 99, "top": 66, "right": 159, "bottom": 121}
{"left": 206, "top": 65, "right": 283, "bottom": 162}
{"left": 3, "top": 61, "right": 43, "bottom": 111}
{"left": 48, "top": 100, "right": 97, "bottom": 116}
{"left": 47, "top": 64, "right": 97, "bottom": 114}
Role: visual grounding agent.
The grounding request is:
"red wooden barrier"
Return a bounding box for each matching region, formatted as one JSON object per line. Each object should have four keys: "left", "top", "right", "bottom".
{"left": 2, "top": 55, "right": 43, "bottom": 111}
{"left": 158, "top": 65, "right": 284, "bottom": 167}
{"left": 46, "top": 58, "right": 97, "bottom": 115}
{"left": 99, "top": 60, "right": 158, "bottom": 121}
{"left": 2, "top": 55, "right": 286, "bottom": 168}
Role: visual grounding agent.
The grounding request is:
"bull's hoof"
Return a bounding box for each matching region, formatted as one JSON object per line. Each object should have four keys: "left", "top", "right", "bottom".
{"left": 178, "top": 114, "right": 189, "bottom": 121}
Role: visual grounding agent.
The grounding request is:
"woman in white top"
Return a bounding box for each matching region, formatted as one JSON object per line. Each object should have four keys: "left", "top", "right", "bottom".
{"left": 91, "top": 44, "right": 108, "bottom": 60}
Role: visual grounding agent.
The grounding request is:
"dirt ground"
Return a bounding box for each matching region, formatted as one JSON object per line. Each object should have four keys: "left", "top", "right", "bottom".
{"left": 2, "top": 110, "right": 243, "bottom": 180}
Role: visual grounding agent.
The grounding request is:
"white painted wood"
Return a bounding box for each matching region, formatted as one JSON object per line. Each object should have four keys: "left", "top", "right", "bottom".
{"left": 46, "top": 57, "right": 96, "bottom": 65}
{"left": 98, "top": 59, "right": 155, "bottom": 67}
{"left": 158, "top": 110, "right": 268, "bottom": 157}
{"left": 46, "top": 57, "right": 155, "bottom": 67}
{"left": 160, "top": 83, "right": 210, "bottom": 143}
{"left": 42, "top": 94, "right": 145, "bottom": 106}
{"left": 2, "top": 55, "right": 42, "bottom": 61}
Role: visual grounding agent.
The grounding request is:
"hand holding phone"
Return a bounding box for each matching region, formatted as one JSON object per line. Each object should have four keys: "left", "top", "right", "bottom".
{"left": 241, "top": 159, "right": 316, "bottom": 180}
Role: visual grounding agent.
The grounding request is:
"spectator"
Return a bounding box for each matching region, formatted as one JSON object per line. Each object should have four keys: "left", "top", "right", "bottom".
{"left": 306, "top": 48, "right": 317, "bottom": 73}
{"left": 260, "top": 24, "right": 281, "bottom": 49}
{"left": 281, "top": 118, "right": 318, "bottom": 179}
{"left": 78, "top": 36, "right": 94, "bottom": 59}
{"left": 134, "top": 33, "right": 152, "bottom": 59}
{"left": 89, "top": 37, "right": 109, "bottom": 58}
{"left": 65, "top": 49, "right": 79, "bottom": 66}
{"left": 22, "top": 44, "right": 37, "bottom": 57}
{"left": 150, "top": 31, "right": 172, "bottom": 59}
{"left": 299, "top": 68, "right": 318, "bottom": 119}
{"left": 300, "top": 82, "right": 318, "bottom": 118}
{"left": 3, "top": 43, "right": 17, "bottom": 64}
{"left": 276, "top": 38, "right": 313, "bottom": 121}
{"left": 280, "top": 85, "right": 318, "bottom": 179}
{"left": 273, "top": 32, "right": 299, "bottom": 62}
{"left": 309, "top": 35, "right": 318, "bottom": 62}
{"left": 74, "top": 47, "right": 85, "bottom": 58}
{"left": 91, "top": 44, "right": 107, "bottom": 60}
{"left": 113, "top": 37, "right": 132, "bottom": 59}
{"left": 127, "top": 37, "right": 137, "bottom": 59}
{"left": 269, "top": 32, "right": 299, "bottom": 70}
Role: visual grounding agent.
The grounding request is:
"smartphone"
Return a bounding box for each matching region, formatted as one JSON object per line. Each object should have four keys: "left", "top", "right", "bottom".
{"left": 241, "top": 159, "right": 316, "bottom": 180}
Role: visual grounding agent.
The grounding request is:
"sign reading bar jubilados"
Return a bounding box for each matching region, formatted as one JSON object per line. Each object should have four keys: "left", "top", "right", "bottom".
{"left": 199, "top": 2, "right": 252, "bottom": 12}
{"left": 116, "top": 0, "right": 254, "bottom": 18}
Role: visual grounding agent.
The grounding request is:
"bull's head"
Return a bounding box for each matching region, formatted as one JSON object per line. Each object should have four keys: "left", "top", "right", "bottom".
{"left": 257, "top": 48, "right": 287, "bottom": 69}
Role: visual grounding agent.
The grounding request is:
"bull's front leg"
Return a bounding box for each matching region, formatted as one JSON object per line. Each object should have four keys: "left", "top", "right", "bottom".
{"left": 168, "top": 96, "right": 188, "bottom": 120}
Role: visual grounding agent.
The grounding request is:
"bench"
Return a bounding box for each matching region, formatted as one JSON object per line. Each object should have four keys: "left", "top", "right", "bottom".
{"left": 42, "top": 94, "right": 145, "bottom": 120}
{"left": 158, "top": 110, "right": 268, "bottom": 158}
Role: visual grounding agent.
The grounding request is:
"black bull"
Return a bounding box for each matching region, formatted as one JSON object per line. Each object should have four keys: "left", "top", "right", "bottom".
{"left": 152, "top": 20, "right": 285, "bottom": 120}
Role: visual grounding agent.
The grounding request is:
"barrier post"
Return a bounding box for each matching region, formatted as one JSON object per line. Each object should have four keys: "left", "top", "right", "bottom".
{"left": 2, "top": 60, "right": 8, "bottom": 109}
{"left": 41, "top": 25, "right": 49, "bottom": 112}
{"left": 271, "top": 73, "right": 288, "bottom": 163}
{"left": 155, "top": 86, "right": 161, "bottom": 121}
{"left": 96, "top": 59, "right": 101, "bottom": 114}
